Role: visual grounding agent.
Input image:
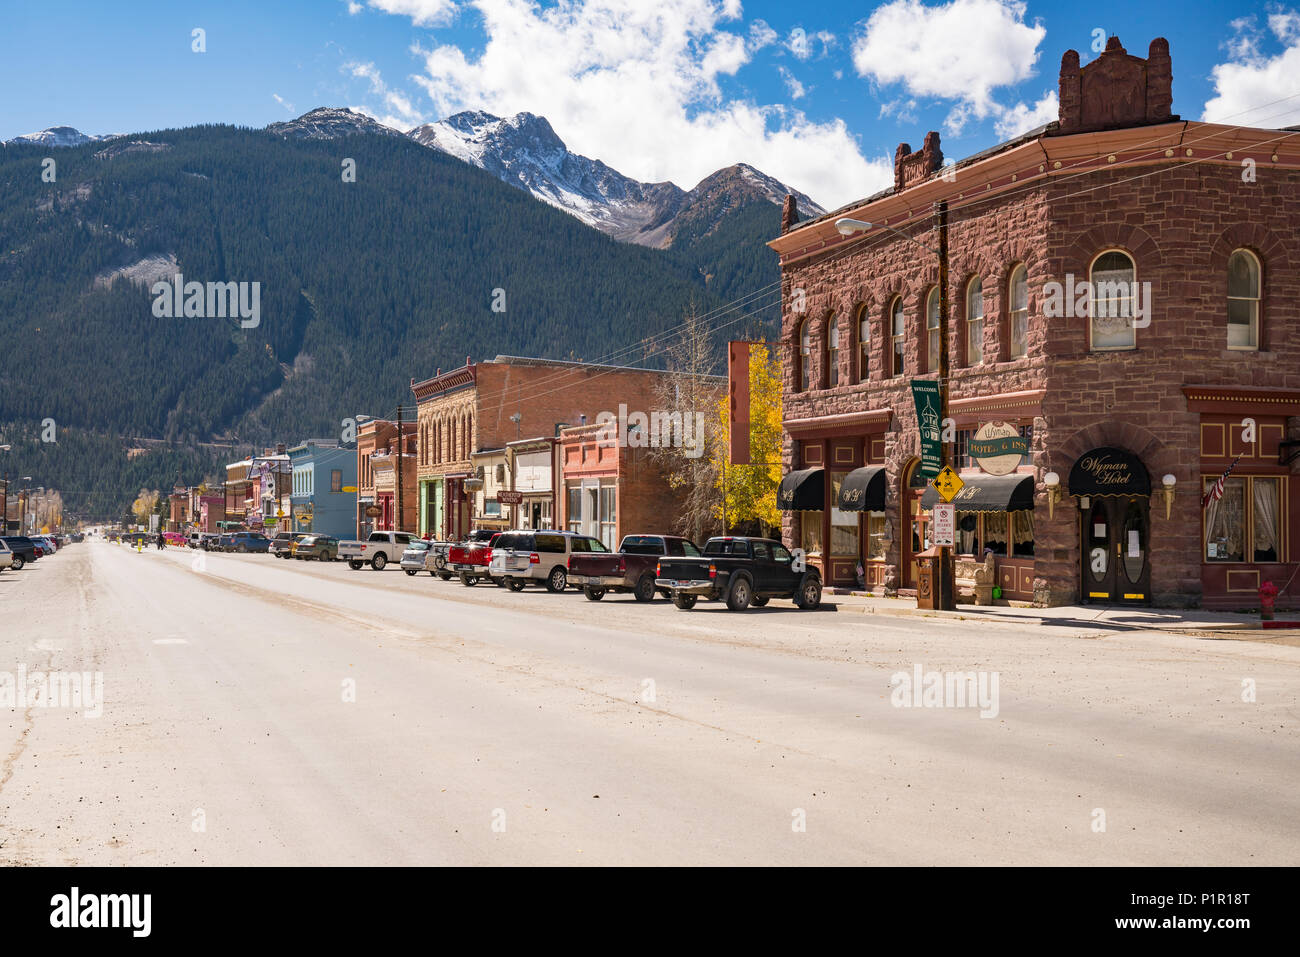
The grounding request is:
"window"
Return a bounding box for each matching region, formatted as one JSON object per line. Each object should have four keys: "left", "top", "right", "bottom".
{"left": 752, "top": 541, "right": 772, "bottom": 562}
{"left": 857, "top": 306, "right": 870, "bottom": 382}
{"left": 1227, "top": 249, "right": 1260, "bottom": 350}
{"left": 1008, "top": 264, "right": 1028, "bottom": 358}
{"left": 801, "top": 512, "right": 823, "bottom": 555}
{"left": 566, "top": 485, "right": 582, "bottom": 533}
{"left": 599, "top": 485, "right": 616, "bottom": 550}
{"left": 830, "top": 473, "right": 859, "bottom": 557}
{"left": 966, "top": 277, "right": 984, "bottom": 365}
{"left": 827, "top": 319, "right": 840, "bottom": 386}
{"left": 1090, "top": 250, "right": 1137, "bottom": 350}
{"left": 772, "top": 543, "right": 793, "bottom": 565}
{"left": 867, "top": 512, "right": 888, "bottom": 561}
{"left": 952, "top": 511, "right": 1034, "bottom": 557}
{"left": 331, "top": 469, "right": 342, "bottom": 493}
{"left": 1018, "top": 423, "right": 1033, "bottom": 467}
{"left": 485, "top": 499, "right": 501, "bottom": 516}
{"left": 890, "top": 298, "right": 905, "bottom": 377}
{"left": 955, "top": 429, "right": 974, "bottom": 470}
{"left": 925, "top": 287, "right": 940, "bottom": 372}
{"left": 799, "top": 321, "right": 811, "bottom": 390}
{"left": 1205, "top": 476, "right": 1281, "bottom": 562}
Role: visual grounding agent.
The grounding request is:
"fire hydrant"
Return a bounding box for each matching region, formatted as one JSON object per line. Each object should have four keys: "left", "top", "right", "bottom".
{"left": 1259, "top": 581, "right": 1278, "bottom": 621}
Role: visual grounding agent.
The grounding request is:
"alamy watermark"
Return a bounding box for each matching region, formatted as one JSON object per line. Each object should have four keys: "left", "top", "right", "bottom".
{"left": 595, "top": 404, "right": 706, "bottom": 458}
{"left": 890, "top": 663, "right": 999, "bottom": 719}
{"left": 151, "top": 273, "right": 260, "bottom": 328}
{"left": 1042, "top": 273, "right": 1151, "bottom": 327}
{"left": 0, "top": 665, "right": 103, "bottom": 718}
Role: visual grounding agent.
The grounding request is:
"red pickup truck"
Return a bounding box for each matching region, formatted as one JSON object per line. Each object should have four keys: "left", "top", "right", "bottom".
{"left": 566, "top": 534, "right": 701, "bottom": 602}
{"left": 448, "top": 529, "right": 501, "bottom": 586}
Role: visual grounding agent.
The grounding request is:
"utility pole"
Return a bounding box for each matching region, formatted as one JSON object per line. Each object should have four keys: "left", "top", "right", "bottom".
{"left": 395, "top": 405, "right": 404, "bottom": 534}
{"left": 935, "top": 199, "right": 955, "bottom": 611}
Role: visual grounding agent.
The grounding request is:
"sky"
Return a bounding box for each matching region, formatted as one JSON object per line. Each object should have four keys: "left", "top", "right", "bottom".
{"left": 3, "top": 0, "right": 1299, "bottom": 209}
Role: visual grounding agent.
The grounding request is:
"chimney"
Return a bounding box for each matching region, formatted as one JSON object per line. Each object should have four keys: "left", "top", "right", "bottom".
{"left": 893, "top": 132, "right": 943, "bottom": 193}
{"left": 780, "top": 194, "right": 798, "bottom": 234}
{"left": 1057, "top": 36, "right": 1175, "bottom": 134}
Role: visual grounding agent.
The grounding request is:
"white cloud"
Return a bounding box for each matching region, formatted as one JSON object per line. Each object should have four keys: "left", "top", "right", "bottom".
{"left": 364, "top": 0, "right": 457, "bottom": 26}
{"left": 879, "top": 96, "right": 919, "bottom": 125}
{"left": 992, "top": 90, "right": 1057, "bottom": 138}
{"left": 272, "top": 93, "right": 296, "bottom": 113}
{"left": 852, "top": 0, "right": 1045, "bottom": 127}
{"left": 399, "top": 0, "right": 889, "bottom": 207}
{"left": 1203, "top": 10, "right": 1300, "bottom": 128}
{"left": 343, "top": 60, "right": 426, "bottom": 129}
{"left": 778, "top": 66, "right": 806, "bottom": 100}
{"left": 348, "top": 2, "right": 364, "bottom": 14}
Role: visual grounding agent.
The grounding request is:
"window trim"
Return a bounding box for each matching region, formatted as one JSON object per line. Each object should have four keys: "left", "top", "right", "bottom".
{"left": 965, "top": 276, "right": 984, "bottom": 366}
{"left": 1226, "top": 247, "right": 1261, "bottom": 352}
{"left": 1008, "top": 263, "right": 1028, "bottom": 359}
{"left": 925, "top": 286, "right": 940, "bottom": 373}
{"left": 1202, "top": 473, "right": 1285, "bottom": 564}
{"left": 798, "top": 320, "right": 811, "bottom": 391}
{"left": 1087, "top": 248, "right": 1138, "bottom": 352}
{"left": 856, "top": 304, "right": 870, "bottom": 383}
{"left": 826, "top": 316, "right": 840, "bottom": 387}
{"left": 889, "top": 296, "right": 905, "bottom": 378}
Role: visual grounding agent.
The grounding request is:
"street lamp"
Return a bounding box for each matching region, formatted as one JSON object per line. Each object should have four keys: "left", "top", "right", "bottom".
{"left": 836, "top": 207, "right": 955, "bottom": 611}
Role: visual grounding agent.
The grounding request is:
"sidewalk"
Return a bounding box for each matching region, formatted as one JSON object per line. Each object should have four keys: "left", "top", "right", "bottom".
{"left": 828, "top": 591, "right": 1300, "bottom": 636}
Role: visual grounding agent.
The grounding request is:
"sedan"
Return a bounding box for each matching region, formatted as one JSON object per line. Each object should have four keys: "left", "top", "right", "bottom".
{"left": 293, "top": 535, "right": 339, "bottom": 561}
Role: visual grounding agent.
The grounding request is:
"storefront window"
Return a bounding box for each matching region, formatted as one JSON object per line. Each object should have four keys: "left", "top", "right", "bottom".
{"left": 599, "top": 485, "right": 617, "bottom": 551}
{"left": 867, "top": 512, "right": 888, "bottom": 560}
{"left": 956, "top": 512, "right": 977, "bottom": 555}
{"left": 802, "top": 512, "right": 823, "bottom": 556}
{"left": 983, "top": 512, "right": 1008, "bottom": 556}
{"left": 1207, "top": 476, "right": 1282, "bottom": 562}
{"left": 1011, "top": 510, "right": 1035, "bottom": 557}
{"left": 567, "top": 485, "right": 582, "bottom": 534}
{"left": 1254, "top": 478, "right": 1279, "bottom": 562}
{"left": 829, "top": 473, "right": 859, "bottom": 557}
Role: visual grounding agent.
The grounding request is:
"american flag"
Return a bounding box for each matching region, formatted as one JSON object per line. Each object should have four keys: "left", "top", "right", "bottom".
{"left": 1202, "top": 453, "right": 1244, "bottom": 508}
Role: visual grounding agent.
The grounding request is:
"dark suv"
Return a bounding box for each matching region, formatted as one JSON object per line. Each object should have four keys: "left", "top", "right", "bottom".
{"left": 0, "top": 536, "right": 38, "bottom": 570}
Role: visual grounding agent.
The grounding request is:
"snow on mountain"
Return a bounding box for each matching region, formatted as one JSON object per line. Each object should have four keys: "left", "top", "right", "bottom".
{"left": 266, "top": 107, "right": 405, "bottom": 141}
{"left": 6, "top": 126, "right": 120, "bottom": 147}
{"left": 407, "top": 111, "right": 825, "bottom": 247}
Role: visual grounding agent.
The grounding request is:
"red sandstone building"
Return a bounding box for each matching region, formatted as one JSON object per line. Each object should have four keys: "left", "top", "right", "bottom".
{"left": 356, "top": 417, "right": 418, "bottom": 536}
{"left": 771, "top": 37, "right": 1300, "bottom": 609}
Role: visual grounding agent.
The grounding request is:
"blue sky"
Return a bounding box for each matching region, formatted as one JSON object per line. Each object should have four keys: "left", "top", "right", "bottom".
{"left": 4, "top": 0, "right": 1299, "bottom": 207}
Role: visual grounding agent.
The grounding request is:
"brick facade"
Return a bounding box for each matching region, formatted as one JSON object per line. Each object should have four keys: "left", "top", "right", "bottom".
{"left": 770, "top": 37, "right": 1300, "bottom": 609}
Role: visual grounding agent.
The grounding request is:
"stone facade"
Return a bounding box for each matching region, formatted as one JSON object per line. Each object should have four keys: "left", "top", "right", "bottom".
{"left": 770, "top": 37, "right": 1300, "bottom": 609}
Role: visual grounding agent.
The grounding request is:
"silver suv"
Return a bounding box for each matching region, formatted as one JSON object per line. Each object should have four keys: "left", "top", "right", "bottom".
{"left": 489, "top": 530, "right": 578, "bottom": 592}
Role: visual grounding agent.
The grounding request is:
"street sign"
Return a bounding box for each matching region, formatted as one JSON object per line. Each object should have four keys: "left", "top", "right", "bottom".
{"left": 342, "top": 486, "right": 358, "bottom": 493}
{"left": 930, "top": 466, "right": 965, "bottom": 503}
{"left": 932, "top": 502, "right": 956, "bottom": 546}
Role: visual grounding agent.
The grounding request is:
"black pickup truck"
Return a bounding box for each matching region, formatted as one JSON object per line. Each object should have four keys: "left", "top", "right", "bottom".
{"left": 654, "top": 536, "right": 822, "bottom": 611}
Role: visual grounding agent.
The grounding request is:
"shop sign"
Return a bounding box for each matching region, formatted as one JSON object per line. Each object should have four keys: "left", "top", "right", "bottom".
{"left": 932, "top": 503, "right": 956, "bottom": 546}
{"left": 970, "top": 422, "right": 1028, "bottom": 476}
{"left": 910, "top": 379, "right": 943, "bottom": 477}
{"left": 496, "top": 491, "right": 524, "bottom": 505}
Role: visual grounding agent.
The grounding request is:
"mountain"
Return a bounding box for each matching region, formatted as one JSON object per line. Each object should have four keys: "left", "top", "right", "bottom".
{"left": 5, "top": 126, "right": 120, "bottom": 147}
{"left": 406, "top": 110, "right": 825, "bottom": 247}
{"left": 267, "top": 107, "right": 405, "bottom": 141}
{"left": 0, "top": 123, "right": 775, "bottom": 520}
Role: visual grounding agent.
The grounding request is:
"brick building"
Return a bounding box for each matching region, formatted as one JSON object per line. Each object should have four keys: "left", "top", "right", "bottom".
{"left": 411, "top": 355, "right": 706, "bottom": 541}
{"left": 770, "top": 37, "right": 1300, "bottom": 609}
{"left": 355, "top": 417, "right": 417, "bottom": 536}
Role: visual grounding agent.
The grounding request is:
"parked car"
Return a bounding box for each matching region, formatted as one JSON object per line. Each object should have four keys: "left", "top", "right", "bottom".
{"left": 294, "top": 534, "right": 339, "bottom": 561}
{"left": 0, "top": 539, "right": 12, "bottom": 572}
{"left": 488, "top": 530, "right": 584, "bottom": 592}
{"left": 400, "top": 538, "right": 438, "bottom": 576}
{"left": 448, "top": 530, "right": 502, "bottom": 585}
{"left": 568, "top": 533, "right": 701, "bottom": 602}
{"left": 227, "top": 532, "right": 272, "bottom": 553}
{"left": 269, "top": 532, "right": 306, "bottom": 559}
{"left": 655, "top": 536, "right": 822, "bottom": 611}
{"left": 338, "top": 531, "right": 415, "bottom": 571}
{"left": 163, "top": 531, "right": 187, "bottom": 546}
{"left": 195, "top": 533, "right": 220, "bottom": 550}
{"left": 1, "top": 537, "right": 37, "bottom": 569}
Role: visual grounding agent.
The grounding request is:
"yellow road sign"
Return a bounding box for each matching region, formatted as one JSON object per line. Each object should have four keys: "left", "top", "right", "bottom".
{"left": 930, "top": 466, "right": 965, "bottom": 503}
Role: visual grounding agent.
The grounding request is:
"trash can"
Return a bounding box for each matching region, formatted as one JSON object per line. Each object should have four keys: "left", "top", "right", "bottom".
{"left": 916, "top": 546, "right": 939, "bottom": 610}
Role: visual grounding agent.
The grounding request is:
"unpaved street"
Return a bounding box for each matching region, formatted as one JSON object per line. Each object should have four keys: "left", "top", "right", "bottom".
{"left": 1, "top": 541, "right": 1297, "bottom": 865}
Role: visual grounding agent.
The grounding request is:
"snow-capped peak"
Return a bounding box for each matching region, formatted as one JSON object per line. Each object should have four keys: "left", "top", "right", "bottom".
{"left": 6, "top": 126, "right": 120, "bottom": 147}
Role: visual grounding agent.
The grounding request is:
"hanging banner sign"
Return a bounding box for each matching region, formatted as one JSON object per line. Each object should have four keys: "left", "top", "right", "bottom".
{"left": 910, "top": 379, "right": 943, "bottom": 477}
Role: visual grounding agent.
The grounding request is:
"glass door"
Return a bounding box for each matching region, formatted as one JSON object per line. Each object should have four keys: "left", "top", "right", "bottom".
{"left": 1080, "top": 497, "right": 1151, "bottom": 604}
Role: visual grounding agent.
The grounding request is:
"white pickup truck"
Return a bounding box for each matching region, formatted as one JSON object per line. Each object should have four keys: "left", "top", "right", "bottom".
{"left": 338, "top": 531, "right": 416, "bottom": 570}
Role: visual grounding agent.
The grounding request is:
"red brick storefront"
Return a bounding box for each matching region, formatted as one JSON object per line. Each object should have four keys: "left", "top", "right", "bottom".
{"left": 771, "top": 37, "right": 1300, "bottom": 609}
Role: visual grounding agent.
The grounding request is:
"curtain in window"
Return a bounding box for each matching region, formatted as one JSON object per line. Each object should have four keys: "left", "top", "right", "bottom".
{"left": 1206, "top": 478, "right": 1245, "bottom": 561}
{"left": 1254, "top": 478, "right": 1278, "bottom": 559}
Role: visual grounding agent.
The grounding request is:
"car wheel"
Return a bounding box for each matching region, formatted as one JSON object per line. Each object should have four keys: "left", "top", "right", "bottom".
{"left": 584, "top": 586, "right": 606, "bottom": 601}
{"left": 633, "top": 574, "right": 656, "bottom": 602}
{"left": 11, "top": 556, "right": 24, "bottom": 571}
{"left": 437, "top": 572, "right": 452, "bottom": 581}
{"left": 672, "top": 593, "right": 698, "bottom": 610}
{"left": 460, "top": 573, "right": 476, "bottom": 586}
{"left": 238, "top": 545, "right": 248, "bottom": 553}
{"left": 506, "top": 578, "right": 526, "bottom": 592}
{"left": 725, "top": 575, "right": 752, "bottom": 611}
{"left": 405, "top": 569, "right": 417, "bottom": 576}
{"left": 371, "top": 553, "right": 387, "bottom": 571}
{"left": 546, "top": 567, "right": 567, "bottom": 593}
{"left": 751, "top": 596, "right": 770, "bottom": 607}
{"left": 793, "top": 573, "right": 822, "bottom": 610}
{"left": 348, "top": 560, "right": 363, "bottom": 570}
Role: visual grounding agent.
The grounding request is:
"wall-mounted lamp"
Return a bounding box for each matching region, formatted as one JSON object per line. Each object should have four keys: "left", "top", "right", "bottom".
{"left": 1043, "top": 471, "right": 1061, "bottom": 519}
{"left": 1161, "top": 473, "right": 1177, "bottom": 519}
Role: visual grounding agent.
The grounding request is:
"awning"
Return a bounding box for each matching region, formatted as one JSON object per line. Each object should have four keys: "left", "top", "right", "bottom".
{"left": 921, "top": 473, "right": 1035, "bottom": 511}
{"left": 837, "top": 466, "right": 887, "bottom": 512}
{"left": 777, "top": 468, "right": 825, "bottom": 511}
{"left": 1068, "top": 446, "right": 1151, "bottom": 497}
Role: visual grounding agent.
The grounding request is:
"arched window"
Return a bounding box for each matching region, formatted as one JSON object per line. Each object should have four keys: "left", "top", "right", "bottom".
{"left": 1227, "top": 249, "right": 1260, "bottom": 350}
{"left": 925, "top": 287, "right": 940, "bottom": 372}
{"left": 798, "top": 321, "right": 811, "bottom": 391}
{"left": 1008, "top": 265, "right": 1028, "bottom": 358}
{"left": 890, "top": 297, "right": 905, "bottom": 378}
{"left": 827, "top": 318, "right": 840, "bottom": 387}
{"left": 966, "top": 277, "right": 984, "bottom": 365}
{"left": 1089, "top": 250, "right": 1137, "bottom": 350}
{"left": 857, "top": 306, "right": 870, "bottom": 382}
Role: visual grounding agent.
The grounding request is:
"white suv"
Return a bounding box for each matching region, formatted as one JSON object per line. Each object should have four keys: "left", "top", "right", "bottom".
{"left": 0, "top": 538, "right": 12, "bottom": 572}
{"left": 489, "top": 530, "right": 579, "bottom": 592}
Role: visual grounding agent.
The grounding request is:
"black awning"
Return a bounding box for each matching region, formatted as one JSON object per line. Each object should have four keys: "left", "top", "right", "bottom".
{"left": 838, "top": 466, "right": 887, "bottom": 512}
{"left": 1068, "top": 447, "right": 1151, "bottom": 497}
{"left": 777, "top": 468, "right": 825, "bottom": 511}
{"left": 921, "top": 473, "right": 1035, "bottom": 512}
